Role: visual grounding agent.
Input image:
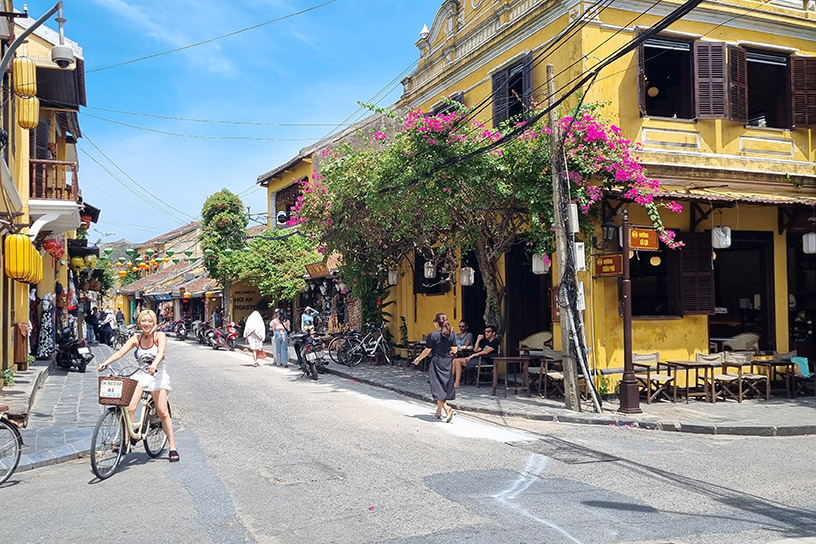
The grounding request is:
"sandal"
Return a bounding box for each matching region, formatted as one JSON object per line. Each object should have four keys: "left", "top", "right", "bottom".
{"left": 169, "top": 450, "right": 180, "bottom": 462}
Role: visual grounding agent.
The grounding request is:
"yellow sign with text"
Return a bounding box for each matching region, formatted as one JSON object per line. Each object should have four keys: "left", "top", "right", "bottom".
{"left": 629, "top": 227, "right": 659, "bottom": 251}
{"left": 594, "top": 254, "right": 623, "bottom": 277}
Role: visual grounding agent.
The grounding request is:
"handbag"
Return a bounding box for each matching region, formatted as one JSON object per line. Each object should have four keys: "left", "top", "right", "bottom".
{"left": 257, "top": 350, "right": 268, "bottom": 359}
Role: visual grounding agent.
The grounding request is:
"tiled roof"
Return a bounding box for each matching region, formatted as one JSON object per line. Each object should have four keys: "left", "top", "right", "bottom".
{"left": 138, "top": 221, "right": 199, "bottom": 246}
{"left": 118, "top": 261, "right": 197, "bottom": 295}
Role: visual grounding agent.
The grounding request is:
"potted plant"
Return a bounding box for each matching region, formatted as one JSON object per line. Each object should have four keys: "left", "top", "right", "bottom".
{"left": 1, "top": 368, "right": 14, "bottom": 388}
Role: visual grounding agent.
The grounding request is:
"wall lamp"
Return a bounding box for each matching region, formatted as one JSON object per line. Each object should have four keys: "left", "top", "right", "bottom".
{"left": 592, "top": 218, "right": 618, "bottom": 250}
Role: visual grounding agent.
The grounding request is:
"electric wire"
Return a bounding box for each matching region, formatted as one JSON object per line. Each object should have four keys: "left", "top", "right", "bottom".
{"left": 81, "top": 177, "right": 176, "bottom": 222}
{"left": 86, "top": 0, "right": 340, "bottom": 73}
{"left": 84, "top": 106, "right": 353, "bottom": 127}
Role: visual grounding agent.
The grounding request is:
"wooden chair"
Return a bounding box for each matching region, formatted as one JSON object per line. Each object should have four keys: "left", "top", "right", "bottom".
{"left": 696, "top": 352, "right": 735, "bottom": 402}
{"left": 724, "top": 351, "right": 766, "bottom": 401}
{"left": 526, "top": 346, "right": 560, "bottom": 395}
{"left": 475, "top": 344, "right": 500, "bottom": 389}
{"left": 518, "top": 331, "right": 553, "bottom": 354}
{"left": 791, "top": 357, "right": 816, "bottom": 397}
{"left": 633, "top": 352, "right": 674, "bottom": 403}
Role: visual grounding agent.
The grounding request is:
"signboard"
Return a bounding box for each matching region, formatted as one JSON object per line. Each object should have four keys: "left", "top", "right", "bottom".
{"left": 629, "top": 227, "right": 659, "bottom": 251}
{"left": 551, "top": 286, "right": 560, "bottom": 324}
{"left": 305, "top": 262, "right": 330, "bottom": 278}
{"left": 594, "top": 254, "right": 623, "bottom": 277}
{"left": 231, "top": 287, "right": 262, "bottom": 321}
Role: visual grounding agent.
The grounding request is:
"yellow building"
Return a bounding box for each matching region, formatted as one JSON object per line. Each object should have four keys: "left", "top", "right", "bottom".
{"left": 0, "top": 3, "right": 93, "bottom": 376}
{"left": 394, "top": 0, "right": 816, "bottom": 374}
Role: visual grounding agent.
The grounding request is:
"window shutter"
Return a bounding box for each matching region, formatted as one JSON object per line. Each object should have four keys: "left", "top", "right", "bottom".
{"left": 637, "top": 30, "right": 646, "bottom": 116}
{"left": 522, "top": 52, "right": 533, "bottom": 116}
{"left": 792, "top": 56, "right": 816, "bottom": 128}
{"left": 728, "top": 45, "right": 748, "bottom": 124}
{"left": 695, "top": 42, "right": 727, "bottom": 119}
{"left": 33, "top": 119, "right": 50, "bottom": 159}
{"left": 679, "top": 232, "right": 715, "bottom": 315}
{"left": 492, "top": 69, "right": 509, "bottom": 127}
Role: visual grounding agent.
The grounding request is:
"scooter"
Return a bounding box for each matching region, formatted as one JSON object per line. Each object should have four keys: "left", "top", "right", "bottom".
{"left": 291, "top": 329, "right": 325, "bottom": 380}
{"left": 195, "top": 321, "right": 212, "bottom": 344}
{"left": 207, "top": 321, "right": 239, "bottom": 351}
{"left": 172, "top": 319, "right": 187, "bottom": 341}
{"left": 56, "top": 327, "right": 95, "bottom": 373}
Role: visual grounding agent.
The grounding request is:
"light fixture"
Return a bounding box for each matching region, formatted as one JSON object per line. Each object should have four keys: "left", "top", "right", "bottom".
{"left": 532, "top": 254, "right": 550, "bottom": 275}
{"left": 649, "top": 255, "right": 662, "bottom": 267}
{"left": 223, "top": 248, "right": 234, "bottom": 256}
{"left": 712, "top": 225, "right": 731, "bottom": 249}
{"left": 419, "top": 24, "right": 429, "bottom": 39}
{"left": 804, "top": 232, "right": 816, "bottom": 254}
{"left": 183, "top": 290, "right": 192, "bottom": 300}
{"left": 647, "top": 86, "right": 659, "bottom": 98}
{"left": 592, "top": 218, "right": 618, "bottom": 250}
{"left": 205, "top": 290, "right": 214, "bottom": 298}
{"left": 423, "top": 261, "right": 436, "bottom": 279}
{"left": 460, "top": 266, "right": 475, "bottom": 286}
{"left": 165, "top": 250, "right": 174, "bottom": 257}
{"left": 388, "top": 269, "right": 400, "bottom": 285}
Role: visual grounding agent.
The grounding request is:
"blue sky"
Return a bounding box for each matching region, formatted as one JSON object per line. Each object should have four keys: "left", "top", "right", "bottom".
{"left": 24, "top": 0, "right": 439, "bottom": 243}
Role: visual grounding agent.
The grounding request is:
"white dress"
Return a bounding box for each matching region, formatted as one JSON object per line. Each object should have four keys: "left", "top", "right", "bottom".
{"left": 132, "top": 335, "right": 172, "bottom": 392}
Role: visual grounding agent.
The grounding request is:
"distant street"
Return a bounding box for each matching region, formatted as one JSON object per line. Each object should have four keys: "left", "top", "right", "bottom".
{"left": 3, "top": 341, "right": 815, "bottom": 544}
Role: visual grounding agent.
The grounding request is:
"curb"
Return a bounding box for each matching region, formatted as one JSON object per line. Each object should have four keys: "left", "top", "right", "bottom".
{"left": 17, "top": 439, "right": 89, "bottom": 473}
{"left": 322, "top": 365, "right": 813, "bottom": 437}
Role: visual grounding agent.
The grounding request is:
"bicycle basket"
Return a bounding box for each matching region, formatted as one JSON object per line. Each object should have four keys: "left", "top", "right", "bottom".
{"left": 98, "top": 376, "right": 139, "bottom": 406}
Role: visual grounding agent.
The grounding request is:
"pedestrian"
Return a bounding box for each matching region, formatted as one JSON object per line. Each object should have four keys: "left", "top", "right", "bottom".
{"left": 99, "top": 308, "right": 117, "bottom": 345}
{"left": 243, "top": 306, "right": 266, "bottom": 367}
{"left": 412, "top": 312, "right": 457, "bottom": 422}
{"left": 97, "top": 309, "right": 179, "bottom": 462}
{"left": 213, "top": 307, "right": 223, "bottom": 329}
{"left": 84, "top": 306, "right": 98, "bottom": 344}
{"left": 116, "top": 307, "right": 125, "bottom": 325}
{"left": 300, "top": 306, "right": 317, "bottom": 331}
{"left": 269, "top": 309, "right": 291, "bottom": 367}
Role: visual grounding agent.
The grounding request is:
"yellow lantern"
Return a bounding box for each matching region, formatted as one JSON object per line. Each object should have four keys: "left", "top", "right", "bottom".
{"left": 23, "top": 244, "right": 37, "bottom": 283}
{"left": 4, "top": 234, "right": 33, "bottom": 281}
{"left": 12, "top": 56, "right": 37, "bottom": 98}
{"left": 118, "top": 270, "right": 127, "bottom": 277}
{"left": 17, "top": 96, "right": 39, "bottom": 130}
{"left": 132, "top": 267, "right": 139, "bottom": 272}
{"left": 32, "top": 250, "right": 42, "bottom": 285}
{"left": 84, "top": 254, "right": 97, "bottom": 269}
{"left": 70, "top": 255, "right": 85, "bottom": 274}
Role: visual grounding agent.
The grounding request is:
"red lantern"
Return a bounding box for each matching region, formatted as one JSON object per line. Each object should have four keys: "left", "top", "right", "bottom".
{"left": 43, "top": 238, "right": 64, "bottom": 259}
{"left": 80, "top": 214, "right": 92, "bottom": 228}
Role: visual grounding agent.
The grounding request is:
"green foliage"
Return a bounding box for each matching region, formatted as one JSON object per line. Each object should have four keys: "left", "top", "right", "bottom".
{"left": 200, "top": 189, "right": 249, "bottom": 283}
{"left": 399, "top": 316, "right": 409, "bottom": 346}
{"left": 222, "top": 230, "right": 320, "bottom": 301}
{"left": 2, "top": 369, "right": 13, "bottom": 386}
{"left": 97, "top": 258, "right": 117, "bottom": 296}
{"left": 118, "top": 266, "right": 140, "bottom": 287}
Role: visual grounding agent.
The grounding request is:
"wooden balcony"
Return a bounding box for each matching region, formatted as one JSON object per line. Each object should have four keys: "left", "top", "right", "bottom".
{"left": 30, "top": 159, "right": 79, "bottom": 201}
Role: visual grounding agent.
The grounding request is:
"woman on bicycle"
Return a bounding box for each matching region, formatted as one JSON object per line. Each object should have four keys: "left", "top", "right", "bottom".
{"left": 412, "top": 313, "right": 457, "bottom": 422}
{"left": 97, "top": 309, "right": 179, "bottom": 462}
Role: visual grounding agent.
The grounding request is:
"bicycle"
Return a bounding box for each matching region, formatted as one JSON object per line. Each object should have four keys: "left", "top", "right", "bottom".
{"left": 0, "top": 404, "right": 22, "bottom": 486}
{"left": 110, "top": 325, "right": 137, "bottom": 349}
{"left": 327, "top": 330, "right": 361, "bottom": 365}
{"left": 338, "top": 323, "right": 393, "bottom": 366}
{"left": 90, "top": 361, "right": 170, "bottom": 480}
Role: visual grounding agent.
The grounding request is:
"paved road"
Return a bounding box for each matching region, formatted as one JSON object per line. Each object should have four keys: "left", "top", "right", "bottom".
{"left": 3, "top": 341, "right": 815, "bottom": 543}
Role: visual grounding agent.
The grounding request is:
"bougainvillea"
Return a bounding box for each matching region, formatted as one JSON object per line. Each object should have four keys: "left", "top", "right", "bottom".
{"left": 292, "top": 102, "right": 682, "bottom": 329}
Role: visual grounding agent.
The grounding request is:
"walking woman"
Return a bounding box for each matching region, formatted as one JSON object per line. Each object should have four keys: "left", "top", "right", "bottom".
{"left": 243, "top": 305, "right": 266, "bottom": 366}
{"left": 269, "top": 309, "right": 291, "bottom": 367}
{"left": 97, "top": 309, "right": 179, "bottom": 462}
{"left": 413, "top": 313, "right": 457, "bottom": 422}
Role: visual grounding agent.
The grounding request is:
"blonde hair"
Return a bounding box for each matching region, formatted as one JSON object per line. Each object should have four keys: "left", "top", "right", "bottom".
{"left": 137, "top": 309, "right": 158, "bottom": 333}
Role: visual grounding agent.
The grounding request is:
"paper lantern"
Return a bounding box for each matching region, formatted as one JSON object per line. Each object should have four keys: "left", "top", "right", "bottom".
{"left": 132, "top": 267, "right": 139, "bottom": 272}
{"left": 712, "top": 226, "right": 731, "bottom": 249}
{"left": 532, "top": 254, "right": 551, "bottom": 275}
{"left": 460, "top": 266, "right": 475, "bottom": 286}
{"left": 118, "top": 257, "right": 127, "bottom": 264}
{"left": 17, "top": 96, "right": 39, "bottom": 130}
{"left": 4, "top": 234, "right": 33, "bottom": 281}
{"left": 184, "top": 250, "right": 193, "bottom": 257}
{"left": 84, "top": 254, "right": 97, "bottom": 268}
{"left": 204, "top": 248, "right": 214, "bottom": 258}
{"left": 165, "top": 250, "right": 174, "bottom": 257}
{"left": 189, "top": 257, "right": 199, "bottom": 263}
{"left": 103, "top": 247, "right": 114, "bottom": 256}
{"left": 125, "top": 248, "right": 136, "bottom": 256}
{"left": 70, "top": 255, "right": 85, "bottom": 274}
{"left": 388, "top": 270, "right": 399, "bottom": 285}
{"left": 43, "top": 238, "right": 64, "bottom": 259}
{"left": 172, "top": 258, "right": 180, "bottom": 264}
{"left": 224, "top": 248, "right": 234, "bottom": 256}
{"left": 145, "top": 249, "right": 155, "bottom": 256}
{"left": 125, "top": 261, "right": 132, "bottom": 267}
{"left": 804, "top": 232, "right": 816, "bottom": 254}
{"left": 423, "top": 261, "right": 435, "bottom": 279}
{"left": 183, "top": 291, "right": 191, "bottom": 299}
{"left": 12, "top": 56, "right": 36, "bottom": 98}
{"left": 118, "top": 270, "right": 127, "bottom": 277}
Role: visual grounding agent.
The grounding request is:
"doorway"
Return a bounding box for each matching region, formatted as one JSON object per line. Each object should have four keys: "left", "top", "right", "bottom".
{"left": 505, "top": 243, "right": 552, "bottom": 355}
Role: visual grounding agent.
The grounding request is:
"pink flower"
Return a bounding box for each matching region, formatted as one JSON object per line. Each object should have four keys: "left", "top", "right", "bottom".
{"left": 374, "top": 132, "right": 387, "bottom": 141}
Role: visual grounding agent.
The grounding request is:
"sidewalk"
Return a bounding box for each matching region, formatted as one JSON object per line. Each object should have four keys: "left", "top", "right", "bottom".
{"left": 2, "top": 341, "right": 814, "bottom": 475}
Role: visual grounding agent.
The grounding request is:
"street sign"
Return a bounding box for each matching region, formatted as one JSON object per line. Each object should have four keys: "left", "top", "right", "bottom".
{"left": 305, "top": 262, "right": 330, "bottom": 278}
{"left": 629, "top": 227, "right": 659, "bottom": 251}
{"left": 594, "top": 253, "right": 623, "bottom": 277}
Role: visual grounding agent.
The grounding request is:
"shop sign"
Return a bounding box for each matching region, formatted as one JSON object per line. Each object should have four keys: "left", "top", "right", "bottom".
{"left": 305, "top": 262, "right": 330, "bottom": 278}
{"left": 629, "top": 227, "right": 659, "bottom": 251}
{"left": 594, "top": 254, "right": 622, "bottom": 277}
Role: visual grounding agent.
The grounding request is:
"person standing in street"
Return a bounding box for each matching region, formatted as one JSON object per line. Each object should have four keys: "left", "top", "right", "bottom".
{"left": 412, "top": 312, "right": 457, "bottom": 422}
{"left": 300, "top": 306, "right": 317, "bottom": 331}
{"left": 243, "top": 305, "right": 266, "bottom": 367}
{"left": 270, "top": 309, "right": 291, "bottom": 367}
{"left": 84, "top": 306, "right": 98, "bottom": 345}
{"left": 116, "top": 307, "right": 125, "bottom": 325}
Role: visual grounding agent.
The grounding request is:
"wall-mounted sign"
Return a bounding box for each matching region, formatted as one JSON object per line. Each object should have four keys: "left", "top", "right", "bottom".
{"left": 305, "top": 262, "right": 330, "bottom": 278}
{"left": 594, "top": 254, "right": 623, "bottom": 277}
{"left": 629, "top": 227, "right": 659, "bottom": 251}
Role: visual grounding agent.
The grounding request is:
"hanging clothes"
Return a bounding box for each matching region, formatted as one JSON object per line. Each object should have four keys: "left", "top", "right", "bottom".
{"left": 37, "top": 298, "right": 55, "bottom": 359}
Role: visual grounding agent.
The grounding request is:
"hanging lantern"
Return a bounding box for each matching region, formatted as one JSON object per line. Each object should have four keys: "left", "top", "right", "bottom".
{"left": 103, "top": 247, "right": 114, "bottom": 257}
{"left": 4, "top": 234, "right": 33, "bottom": 281}
{"left": 165, "top": 250, "right": 175, "bottom": 257}
{"left": 172, "top": 258, "right": 180, "bottom": 264}
{"left": 712, "top": 226, "right": 731, "bottom": 249}
{"left": 532, "top": 254, "right": 551, "bottom": 275}
{"left": 204, "top": 248, "right": 214, "bottom": 258}
{"left": 114, "top": 262, "right": 121, "bottom": 267}
{"left": 84, "top": 254, "right": 97, "bottom": 268}
{"left": 132, "top": 267, "right": 139, "bottom": 272}
{"left": 33, "top": 251, "right": 43, "bottom": 284}
{"left": 223, "top": 248, "right": 234, "bottom": 256}
{"left": 337, "top": 281, "right": 347, "bottom": 292}
{"left": 12, "top": 56, "right": 37, "bottom": 98}
{"left": 184, "top": 250, "right": 193, "bottom": 257}
{"left": 423, "top": 261, "right": 436, "bottom": 279}
{"left": 162, "top": 257, "right": 169, "bottom": 263}
{"left": 118, "top": 270, "right": 127, "bottom": 277}
{"left": 17, "top": 96, "right": 39, "bottom": 130}
{"left": 183, "top": 290, "right": 192, "bottom": 299}
{"left": 189, "top": 257, "right": 199, "bottom": 263}
{"left": 118, "top": 257, "right": 127, "bottom": 264}
{"left": 150, "top": 259, "right": 158, "bottom": 266}
{"left": 125, "top": 248, "right": 136, "bottom": 256}
{"left": 205, "top": 290, "right": 214, "bottom": 299}
{"left": 460, "top": 266, "right": 475, "bottom": 286}
{"left": 388, "top": 269, "right": 399, "bottom": 285}
{"left": 243, "top": 246, "right": 251, "bottom": 251}
{"left": 804, "top": 232, "right": 816, "bottom": 254}
{"left": 80, "top": 214, "right": 92, "bottom": 228}
{"left": 125, "top": 261, "right": 133, "bottom": 267}
{"left": 43, "top": 238, "right": 64, "bottom": 259}
{"left": 145, "top": 249, "right": 155, "bottom": 256}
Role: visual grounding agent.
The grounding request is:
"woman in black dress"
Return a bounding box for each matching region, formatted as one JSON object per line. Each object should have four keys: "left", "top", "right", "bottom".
{"left": 413, "top": 313, "right": 457, "bottom": 422}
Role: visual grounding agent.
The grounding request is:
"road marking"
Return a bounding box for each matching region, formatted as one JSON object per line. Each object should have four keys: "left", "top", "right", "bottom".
{"left": 494, "top": 453, "right": 584, "bottom": 544}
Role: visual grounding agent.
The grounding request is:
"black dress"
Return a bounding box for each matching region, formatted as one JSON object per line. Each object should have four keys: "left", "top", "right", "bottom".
{"left": 426, "top": 330, "right": 456, "bottom": 401}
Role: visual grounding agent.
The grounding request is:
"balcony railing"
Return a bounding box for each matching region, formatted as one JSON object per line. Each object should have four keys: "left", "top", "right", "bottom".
{"left": 30, "top": 159, "right": 79, "bottom": 201}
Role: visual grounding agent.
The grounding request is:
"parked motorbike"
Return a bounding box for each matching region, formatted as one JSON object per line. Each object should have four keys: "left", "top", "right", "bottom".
{"left": 207, "top": 321, "right": 239, "bottom": 351}
{"left": 56, "top": 327, "right": 95, "bottom": 373}
{"left": 195, "top": 321, "right": 212, "bottom": 344}
{"left": 171, "top": 319, "right": 187, "bottom": 341}
{"left": 291, "top": 329, "right": 326, "bottom": 380}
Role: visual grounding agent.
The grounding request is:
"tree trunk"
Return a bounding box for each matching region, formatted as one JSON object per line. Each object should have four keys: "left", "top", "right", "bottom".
{"left": 474, "top": 239, "right": 504, "bottom": 334}
{"left": 223, "top": 278, "right": 232, "bottom": 322}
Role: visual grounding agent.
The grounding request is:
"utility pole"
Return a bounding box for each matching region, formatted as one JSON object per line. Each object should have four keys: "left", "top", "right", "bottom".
{"left": 547, "top": 64, "right": 580, "bottom": 410}
{"left": 618, "top": 209, "right": 642, "bottom": 413}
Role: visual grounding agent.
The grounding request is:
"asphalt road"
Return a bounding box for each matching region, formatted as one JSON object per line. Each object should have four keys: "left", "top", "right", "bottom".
{"left": 2, "top": 341, "right": 816, "bottom": 544}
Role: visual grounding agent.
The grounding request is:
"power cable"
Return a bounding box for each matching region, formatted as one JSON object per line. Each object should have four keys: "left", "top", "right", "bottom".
{"left": 84, "top": 106, "right": 352, "bottom": 127}
{"left": 86, "top": 0, "right": 340, "bottom": 73}
{"left": 81, "top": 177, "right": 176, "bottom": 222}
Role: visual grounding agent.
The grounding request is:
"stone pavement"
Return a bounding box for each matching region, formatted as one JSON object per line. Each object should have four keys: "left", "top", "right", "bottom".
{"left": 2, "top": 340, "right": 814, "bottom": 475}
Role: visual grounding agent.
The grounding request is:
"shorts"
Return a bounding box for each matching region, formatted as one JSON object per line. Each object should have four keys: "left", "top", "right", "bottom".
{"left": 132, "top": 366, "right": 172, "bottom": 392}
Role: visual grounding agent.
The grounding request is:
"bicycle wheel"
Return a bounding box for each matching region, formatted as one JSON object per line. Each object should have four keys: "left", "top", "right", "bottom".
{"left": 227, "top": 337, "right": 236, "bottom": 351}
{"left": 328, "top": 336, "right": 345, "bottom": 364}
{"left": 379, "top": 339, "right": 394, "bottom": 365}
{"left": 0, "top": 418, "right": 22, "bottom": 486}
{"left": 339, "top": 337, "right": 364, "bottom": 366}
{"left": 91, "top": 407, "right": 125, "bottom": 480}
{"left": 142, "top": 402, "right": 168, "bottom": 458}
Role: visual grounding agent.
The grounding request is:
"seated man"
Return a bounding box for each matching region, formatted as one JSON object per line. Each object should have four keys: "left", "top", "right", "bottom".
{"left": 455, "top": 320, "right": 473, "bottom": 349}
{"left": 453, "top": 325, "right": 500, "bottom": 388}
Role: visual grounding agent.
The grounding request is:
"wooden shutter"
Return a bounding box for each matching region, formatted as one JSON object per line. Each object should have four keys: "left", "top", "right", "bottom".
{"left": 679, "top": 232, "right": 714, "bottom": 315}
{"left": 522, "top": 52, "right": 533, "bottom": 115}
{"left": 792, "top": 56, "right": 816, "bottom": 128}
{"left": 695, "top": 42, "right": 727, "bottom": 119}
{"left": 728, "top": 46, "right": 748, "bottom": 124}
{"left": 492, "top": 69, "right": 509, "bottom": 127}
{"left": 637, "top": 30, "right": 646, "bottom": 116}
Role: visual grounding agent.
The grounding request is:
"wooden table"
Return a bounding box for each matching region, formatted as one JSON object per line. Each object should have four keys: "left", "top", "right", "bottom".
{"left": 664, "top": 360, "right": 716, "bottom": 403}
{"left": 750, "top": 359, "right": 796, "bottom": 398}
{"left": 491, "top": 356, "right": 533, "bottom": 397}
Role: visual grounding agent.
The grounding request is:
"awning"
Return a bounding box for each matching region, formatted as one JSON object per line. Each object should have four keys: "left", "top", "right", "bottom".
{"left": 146, "top": 293, "right": 173, "bottom": 301}
{"left": 653, "top": 185, "right": 816, "bottom": 207}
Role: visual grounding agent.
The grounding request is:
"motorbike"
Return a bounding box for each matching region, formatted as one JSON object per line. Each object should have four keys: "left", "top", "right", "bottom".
{"left": 56, "top": 327, "right": 95, "bottom": 373}
{"left": 195, "top": 321, "right": 212, "bottom": 344}
{"left": 171, "top": 319, "right": 187, "bottom": 341}
{"left": 207, "top": 321, "right": 239, "bottom": 351}
{"left": 291, "top": 329, "right": 326, "bottom": 380}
